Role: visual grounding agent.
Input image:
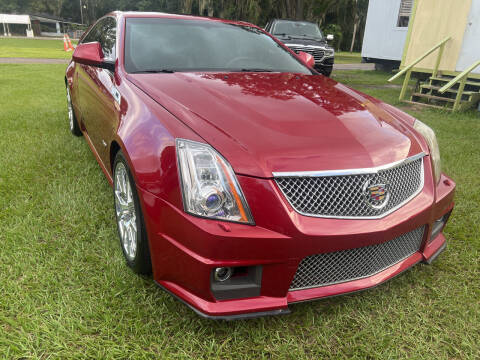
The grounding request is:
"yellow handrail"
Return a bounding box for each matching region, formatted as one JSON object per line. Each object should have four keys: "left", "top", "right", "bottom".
{"left": 388, "top": 36, "right": 450, "bottom": 82}
{"left": 439, "top": 60, "right": 480, "bottom": 93}
{"left": 438, "top": 59, "right": 480, "bottom": 111}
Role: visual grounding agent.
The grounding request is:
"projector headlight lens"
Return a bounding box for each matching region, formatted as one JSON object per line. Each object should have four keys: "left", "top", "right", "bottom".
{"left": 176, "top": 139, "right": 254, "bottom": 224}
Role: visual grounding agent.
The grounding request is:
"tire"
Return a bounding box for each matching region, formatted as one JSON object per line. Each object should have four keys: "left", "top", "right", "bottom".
{"left": 113, "top": 151, "right": 152, "bottom": 274}
{"left": 66, "top": 85, "right": 82, "bottom": 136}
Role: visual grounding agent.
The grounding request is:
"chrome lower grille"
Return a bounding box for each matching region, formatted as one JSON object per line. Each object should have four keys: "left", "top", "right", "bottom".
{"left": 287, "top": 45, "right": 326, "bottom": 63}
{"left": 275, "top": 154, "right": 424, "bottom": 219}
{"left": 289, "top": 226, "right": 425, "bottom": 291}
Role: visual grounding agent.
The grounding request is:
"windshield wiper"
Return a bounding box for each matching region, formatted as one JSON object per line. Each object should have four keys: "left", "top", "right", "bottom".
{"left": 291, "top": 34, "right": 321, "bottom": 40}
{"left": 235, "top": 69, "right": 274, "bottom": 73}
{"left": 131, "top": 69, "right": 175, "bottom": 74}
{"left": 273, "top": 33, "right": 291, "bottom": 38}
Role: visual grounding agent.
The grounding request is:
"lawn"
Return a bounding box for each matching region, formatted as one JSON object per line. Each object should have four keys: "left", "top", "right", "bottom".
{"left": 0, "top": 38, "right": 74, "bottom": 59}
{"left": 335, "top": 51, "right": 362, "bottom": 64}
{"left": 0, "top": 38, "right": 365, "bottom": 65}
{"left": 0, "top": 64, "right": 479, "bottom": 359}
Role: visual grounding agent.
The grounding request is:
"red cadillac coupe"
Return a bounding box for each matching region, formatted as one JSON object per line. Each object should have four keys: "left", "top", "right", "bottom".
{"left": 65, "top": 12, "right": 455, "bottom": 319}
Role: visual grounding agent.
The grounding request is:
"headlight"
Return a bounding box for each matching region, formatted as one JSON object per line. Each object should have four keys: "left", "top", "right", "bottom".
{"left": 325, "top": 48, "right": 334, "bottom": 57}
{"left": 176, "top": 139, "right": 254, "bottom": 224}
{"left": 413, "top": 120, "right": 441, "bottom": 183}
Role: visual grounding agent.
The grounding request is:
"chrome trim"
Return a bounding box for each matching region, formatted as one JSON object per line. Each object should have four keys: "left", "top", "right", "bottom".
{"left": 285, "top": 44, "right": 329, "bottom": 63}
{"left": 284, "top": 43, "right": 327, "bottom": 49}
{"left": 273, "top": 152, "right": 426, "bottom": 220}
{"left": 273, "top": 152, "right": 426, "bottom": 178}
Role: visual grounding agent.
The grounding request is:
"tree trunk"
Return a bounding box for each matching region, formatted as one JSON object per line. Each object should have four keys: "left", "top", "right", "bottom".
{"left": 349, "top": 0, "right": 358, "bottom": 53}
{"left": 285, "top": 0, "right": 294, "bottom": 19}
{"left": 350, "top": 20, "right": 358, "bottom": 52}
{"left": 182, "top": 0, "right": 194, "bottom": 14}
{"left": 295, "top": 0, "right": 304, "bottom": 20}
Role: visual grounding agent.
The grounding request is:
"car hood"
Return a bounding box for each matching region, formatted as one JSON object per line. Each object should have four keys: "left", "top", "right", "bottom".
{"left": 127, "top": 72, "right": 424, "bottom": 178}
{"left": 282, "top": 38, "right": 328, "bottom": 47}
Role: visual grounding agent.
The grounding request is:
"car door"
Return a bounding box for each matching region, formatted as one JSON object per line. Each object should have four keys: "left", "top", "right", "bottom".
{"left": 76, "top": 17, "right": 118, "bottom": 168}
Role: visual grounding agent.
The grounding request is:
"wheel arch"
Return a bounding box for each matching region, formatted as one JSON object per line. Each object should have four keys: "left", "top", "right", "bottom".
{"left": 109, "top": 137, "right": 144, "bottom": 192}
{"left": 110, "top": 140, "right": 122, "bottom": 174}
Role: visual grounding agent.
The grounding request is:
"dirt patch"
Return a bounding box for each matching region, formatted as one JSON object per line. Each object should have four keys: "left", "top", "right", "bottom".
{"left": 360, "top": 84, "right": 402, "bottom": 89}
{"left": 0, "top": 57, "right": 69, "bottom": 64}
{"left": 334, "top": 63, "right": 375, "bottom": 71}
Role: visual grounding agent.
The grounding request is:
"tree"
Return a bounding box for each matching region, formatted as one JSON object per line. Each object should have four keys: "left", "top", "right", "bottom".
{"left": 0, "top": 0, "right": 369, "bottom": 52}
{"left": 348, "top": 0, "right": 367, "bottom": 53}
{"left": 349, "top": 0, "right": 357, "bottom": 53}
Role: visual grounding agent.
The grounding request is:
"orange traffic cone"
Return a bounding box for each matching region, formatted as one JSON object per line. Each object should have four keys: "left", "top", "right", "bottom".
{"left": 63, "top": 34, "right": 70, "bottom": 52}
{"left": 66, "top": 34, "right": 75, "bottom": 51}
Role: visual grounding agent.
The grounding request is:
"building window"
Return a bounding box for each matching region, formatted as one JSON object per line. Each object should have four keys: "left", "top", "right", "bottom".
{"left": 397, "top": 0, "right": 413, "bottom": 27}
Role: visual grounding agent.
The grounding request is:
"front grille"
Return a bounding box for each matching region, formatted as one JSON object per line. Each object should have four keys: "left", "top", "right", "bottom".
{"left": 275, "top": 154, "right": 424, "bottom": 219}
{"left": 289, "top": 226, "right": 426, "bottom": 291}
{"left": 287, "top": 45, "right": 326, "bottom": 63}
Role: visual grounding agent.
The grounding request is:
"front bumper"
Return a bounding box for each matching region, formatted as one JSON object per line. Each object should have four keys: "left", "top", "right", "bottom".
{"left": 314, "top": 56, "right": 334, "bottom": 75}
{"left": 138, "top": 172, "right": 455, "bottom": 319}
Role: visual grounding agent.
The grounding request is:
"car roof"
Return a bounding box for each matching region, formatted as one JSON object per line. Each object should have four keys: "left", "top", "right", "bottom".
{"left": 108, "top": 10, "right": 255, "bottom": 27}
{"left": 271, "top": 19, "right": 317, "bottom": 25}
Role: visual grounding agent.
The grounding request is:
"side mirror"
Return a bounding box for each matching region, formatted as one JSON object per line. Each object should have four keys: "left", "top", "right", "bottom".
{"left": 297, "top": 51, "right": 315, "bottom": 68}
{"left": 73, "top": 42, "right": 104, "bottom": 66}
{"left": 326, "top": 34, "right": 334, "bottom": 41}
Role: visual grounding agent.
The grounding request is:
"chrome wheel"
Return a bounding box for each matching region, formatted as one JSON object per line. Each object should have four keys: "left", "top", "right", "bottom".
{"left": 114, "top": 162, "right": 137, "bottom": 261}
{"left": 66, "top": 87, "right": 74, "bottom": 131}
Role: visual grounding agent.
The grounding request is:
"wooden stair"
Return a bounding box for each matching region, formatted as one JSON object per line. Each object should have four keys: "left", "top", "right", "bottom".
{"left": 407, "top": 75, "right": 480, "bottom": 111}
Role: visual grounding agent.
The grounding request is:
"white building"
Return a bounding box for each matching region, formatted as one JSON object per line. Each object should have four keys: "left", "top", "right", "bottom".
{"left": 1, "top": 13, "right": 84, "bottom": 38}
{"left": 361, "top": 0, "right": 414, "bottom": 70}
{"left": 1, "top": 14, "right": 33, "bottom": 37}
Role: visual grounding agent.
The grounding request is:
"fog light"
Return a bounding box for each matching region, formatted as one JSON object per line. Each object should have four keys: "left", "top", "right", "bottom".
{"left": 211, "top": 266, "right": 263, "bottom": 300}
{"left": 214, "top": 267, "right": 232, "bottom": 282}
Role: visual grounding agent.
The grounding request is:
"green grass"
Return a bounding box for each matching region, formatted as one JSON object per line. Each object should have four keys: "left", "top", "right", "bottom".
{"left": 0, "top": 65, "right": 479, "bottom": 359}
{"left": 0, "top": 38, "right": 74, "bottom": 59}
{"left": 0, "top": 38, "right": 361, "bottom": 64}
{"left": 335, "top": 51, "right": 362, "bottom": 64}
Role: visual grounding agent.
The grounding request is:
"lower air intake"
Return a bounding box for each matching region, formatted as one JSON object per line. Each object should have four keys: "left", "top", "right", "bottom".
{"left": 289, "top": 226, "right": 425, "bottom": 291}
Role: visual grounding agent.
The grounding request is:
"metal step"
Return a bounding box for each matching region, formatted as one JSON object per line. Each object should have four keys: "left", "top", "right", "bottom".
{"left": 408, "top": 93, "right": 478, "bottom": 111}
{"left": 402, "top": 100, "right": 453, "bottom": 111}
{"left": 420, "top": 84, "right": 477, "bottom": 96}
{"left": 430, "top": 76, "right": 480, "bottom": 88}
{"left": 411, "top": 93, "right": 455, "bottom": 103}
{"left": 419, "top": 85, "right": 476, "bottom": 102}
{"left": 400, "top": 75, "right": 480, "bottom": 111}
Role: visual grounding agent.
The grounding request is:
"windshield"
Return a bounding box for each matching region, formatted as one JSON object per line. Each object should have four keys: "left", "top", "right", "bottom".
{"left": 124, "top": 18, "right": 311, "bottom": 74}
{"left": 273, "top": 21, "right": 323, "bottom": 40}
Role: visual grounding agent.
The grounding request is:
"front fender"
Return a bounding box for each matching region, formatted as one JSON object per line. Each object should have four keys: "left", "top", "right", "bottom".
{"left": 113, "top": 78, "right": 204, "bottom": 211}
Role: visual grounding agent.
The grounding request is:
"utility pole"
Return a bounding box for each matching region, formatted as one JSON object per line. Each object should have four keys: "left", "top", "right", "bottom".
{"left": 80, "top": 0, "right": 84, "bottom": 24}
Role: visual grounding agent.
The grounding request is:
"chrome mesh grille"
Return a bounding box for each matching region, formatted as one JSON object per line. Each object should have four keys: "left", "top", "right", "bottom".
{"left": 275, "top": 156, "right": 424, "bottom": 219}
{"left": 287, "top": 45, "right": 325, "bottom": 63}
{"left": 289, "top": 226, "right": 425, "bottom": 291}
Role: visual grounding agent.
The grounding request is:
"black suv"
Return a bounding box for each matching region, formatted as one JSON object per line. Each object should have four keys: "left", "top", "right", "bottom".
{"left": 265, "top": 19, "right": 335, "bottom": 76}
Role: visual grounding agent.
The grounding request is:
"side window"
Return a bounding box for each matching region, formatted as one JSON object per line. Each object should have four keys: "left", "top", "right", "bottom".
{"left": 397, "top": 0, "right": 413, "bottom": 27}
{"left": 80, "top": 17, "right": 117, "bottom": 61}
{"left": 81, "top": 22, "right": 101, "bottom": 44}
{"left": 98, "top": 17, "right": 117, "bottom": 61}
